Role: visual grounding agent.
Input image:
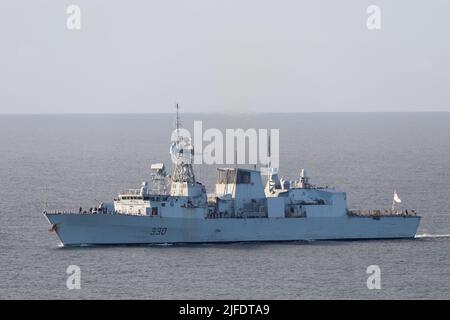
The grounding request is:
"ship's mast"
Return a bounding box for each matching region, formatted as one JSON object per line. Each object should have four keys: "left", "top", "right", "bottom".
{"left": 170, "top": 104, "right": 196, "bottom": 184}
{"left": 175, "top": 103, "right": 181, "bottom": 138}
{"left": 265, "top": 133, "right": 281, "bottom": 193}
{"left": 267, "top": 132, "right": 271, "bottom": 174}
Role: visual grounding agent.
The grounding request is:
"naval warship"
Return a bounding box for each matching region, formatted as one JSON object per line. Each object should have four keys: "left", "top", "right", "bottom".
{"left": 44, "top": 109, "right": 420, "bottom": 246}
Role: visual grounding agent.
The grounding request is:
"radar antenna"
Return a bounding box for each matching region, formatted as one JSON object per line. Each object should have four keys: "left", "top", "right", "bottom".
{"left": 175, "top": 103, "right": 181, "bottom": 137}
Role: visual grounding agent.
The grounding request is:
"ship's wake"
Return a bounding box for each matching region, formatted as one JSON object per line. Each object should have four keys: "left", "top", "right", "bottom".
{"left": 415, "top": 233, "right": 450, "bottom": 239}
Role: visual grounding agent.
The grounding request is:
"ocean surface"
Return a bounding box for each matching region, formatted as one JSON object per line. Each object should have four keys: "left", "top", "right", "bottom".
{"left": 0, "top": 113, "right": 449, "bottom": 299}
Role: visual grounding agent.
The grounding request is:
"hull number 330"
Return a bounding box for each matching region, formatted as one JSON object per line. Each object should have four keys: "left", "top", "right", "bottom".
{"left": 150, "top": 227, "right": 167, "bottom": 236}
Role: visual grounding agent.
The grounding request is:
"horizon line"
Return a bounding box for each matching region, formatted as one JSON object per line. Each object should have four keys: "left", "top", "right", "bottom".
{"left": 1, "top": 110, "right": 449, "bottom": 116}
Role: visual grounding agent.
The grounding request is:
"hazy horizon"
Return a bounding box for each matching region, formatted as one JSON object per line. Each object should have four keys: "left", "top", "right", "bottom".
{"left": 1, "top": 110, "right": 449, "bottom": 115}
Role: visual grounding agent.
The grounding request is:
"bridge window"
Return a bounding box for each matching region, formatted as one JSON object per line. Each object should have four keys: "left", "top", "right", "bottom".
{"left": 237, "top": 171, "right": 251, "bottom": 184}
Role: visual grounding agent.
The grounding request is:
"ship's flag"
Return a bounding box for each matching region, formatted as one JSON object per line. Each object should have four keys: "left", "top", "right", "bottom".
{"left": 393, "top": 190, "right": 402, "bottom": 203}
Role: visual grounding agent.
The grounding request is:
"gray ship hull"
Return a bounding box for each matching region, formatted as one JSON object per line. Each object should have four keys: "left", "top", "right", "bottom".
{"left": 45, "top": 213, "right": 421, "bottom": 246}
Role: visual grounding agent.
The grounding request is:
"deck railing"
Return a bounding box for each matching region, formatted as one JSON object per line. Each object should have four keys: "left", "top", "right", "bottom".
{"left": 44, "top": 208, "right": 112, "bottom": 215}
{"left": 347, "top": 209, "right": 417, "bottom": 217}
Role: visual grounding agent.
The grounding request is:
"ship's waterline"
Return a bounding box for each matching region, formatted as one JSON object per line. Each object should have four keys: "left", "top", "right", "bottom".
{"left": 46, "top": 213, "right": 420, "bottom": 246}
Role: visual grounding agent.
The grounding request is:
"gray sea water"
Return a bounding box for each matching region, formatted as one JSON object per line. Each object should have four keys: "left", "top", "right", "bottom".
{"left": 0, "top": 113, "right": 449, "bottom": 299}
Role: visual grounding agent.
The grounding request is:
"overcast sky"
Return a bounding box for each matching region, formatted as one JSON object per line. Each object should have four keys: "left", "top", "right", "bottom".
{"left": 1, "top": 0, "right": 449, "bottom": 113}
